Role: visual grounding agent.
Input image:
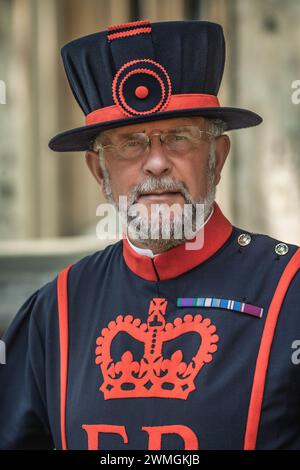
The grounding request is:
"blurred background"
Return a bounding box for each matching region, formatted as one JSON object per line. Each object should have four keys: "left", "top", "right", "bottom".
{"left": 0, "top": 0, "right": 300, "bottom": 331}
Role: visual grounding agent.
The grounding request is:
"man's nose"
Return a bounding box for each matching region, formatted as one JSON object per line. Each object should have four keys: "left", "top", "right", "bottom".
{"left": 142, "top": 135, "right": 172, "bottom": 177}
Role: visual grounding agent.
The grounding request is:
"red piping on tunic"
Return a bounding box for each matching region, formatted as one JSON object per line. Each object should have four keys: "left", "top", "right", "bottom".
{"left": 85, "top": 94, "right": 220, "bottom": 125}
{"left": 57, "top": 264, "right": 73, "bottom": 451}
{"left": 56, "top": 224, "right": 300, "bottom": 449}
{"left": 244, "top": 247, "right": 300, "bottom": 450}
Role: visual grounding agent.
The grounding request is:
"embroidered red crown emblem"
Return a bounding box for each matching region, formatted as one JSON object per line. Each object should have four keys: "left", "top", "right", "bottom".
{"left": 95, "top": 298, "right": 219, "bottom": 400}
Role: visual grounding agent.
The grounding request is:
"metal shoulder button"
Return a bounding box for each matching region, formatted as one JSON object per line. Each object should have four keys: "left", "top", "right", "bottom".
{"left": 274, "top": 242, "right": 289, "bottom": 256}
{"left": 237, "top": 233, "right": 252, "bottom": 247}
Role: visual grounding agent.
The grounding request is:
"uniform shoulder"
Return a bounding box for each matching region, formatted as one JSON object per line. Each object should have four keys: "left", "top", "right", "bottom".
{"left": 229, "top": 227, "right": 300, "bottom": 308}
{"left": 229, "top": 226, "right": 300, "bottom": 286}
{"left": 234, "top": 225, "right": 300, "bottom": 256}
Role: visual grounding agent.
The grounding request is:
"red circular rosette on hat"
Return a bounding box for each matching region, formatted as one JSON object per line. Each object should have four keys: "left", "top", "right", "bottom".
{"left": 112, "top": 59, "right": 172, "bottom": 116}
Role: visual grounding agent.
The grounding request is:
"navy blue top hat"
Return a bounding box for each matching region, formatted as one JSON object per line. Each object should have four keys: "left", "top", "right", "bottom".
{"left": 48, "top": 20, "right": 262, "bottom": 152}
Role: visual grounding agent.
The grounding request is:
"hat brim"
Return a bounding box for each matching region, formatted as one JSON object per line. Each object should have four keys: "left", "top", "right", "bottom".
{"left": 48, "top": 107, "right": 262, "bottom": 152}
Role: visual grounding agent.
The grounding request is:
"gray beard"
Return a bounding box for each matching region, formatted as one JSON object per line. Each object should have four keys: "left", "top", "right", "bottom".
{"left": 99, "top": 146, "right": 217, "bottom": 253}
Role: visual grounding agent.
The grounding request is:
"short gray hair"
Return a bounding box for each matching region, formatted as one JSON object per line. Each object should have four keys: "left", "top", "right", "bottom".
{"left": 207, "top": 118, "right": 227, "bottom": 137}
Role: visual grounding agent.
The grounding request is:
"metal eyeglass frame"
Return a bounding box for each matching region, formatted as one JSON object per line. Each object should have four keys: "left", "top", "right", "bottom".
{"left": 93, "top": 125, "right": 218, "bottom": 158}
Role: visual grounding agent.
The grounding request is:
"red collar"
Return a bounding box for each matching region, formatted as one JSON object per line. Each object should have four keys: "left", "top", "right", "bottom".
{"left": 122, "top": 201, "right": 233, "bottom": 281}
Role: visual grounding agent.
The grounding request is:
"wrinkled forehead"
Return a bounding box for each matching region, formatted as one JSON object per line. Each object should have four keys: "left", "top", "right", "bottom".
{"left": 97, "top": 116, "right": 210, "bottom": 143}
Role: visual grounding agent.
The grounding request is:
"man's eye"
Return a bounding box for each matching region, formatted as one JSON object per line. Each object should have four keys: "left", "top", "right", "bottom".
{"left": 123, "top": 140, "right": 141, "bottom": 147}
{"left": 168, "top": 134, "right": 188, "bottom": 141}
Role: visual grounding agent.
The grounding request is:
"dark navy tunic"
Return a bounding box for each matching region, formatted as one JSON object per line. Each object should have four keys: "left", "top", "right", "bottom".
{"left": 1, "top": 201, "right": 300, "bottom": 450}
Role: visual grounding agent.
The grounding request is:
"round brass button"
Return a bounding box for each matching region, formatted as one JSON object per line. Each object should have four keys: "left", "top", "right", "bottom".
{"left": 237, "top": 233, "right": 252, "bottom": 247}
{"left": 275, "top": 243, "right": 289, "bottom": 256}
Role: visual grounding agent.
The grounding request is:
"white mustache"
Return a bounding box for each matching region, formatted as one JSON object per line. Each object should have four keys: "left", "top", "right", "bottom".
{"left": 131, "top": 177, "right": 189, "bottom": 204}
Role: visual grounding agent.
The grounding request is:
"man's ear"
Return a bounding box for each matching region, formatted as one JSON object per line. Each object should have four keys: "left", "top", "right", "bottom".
{"left": 214, "top": 135, "right": 231, "bottom": 185}
{"left": 85, "top": 150, "right": 104, "bottom": 187}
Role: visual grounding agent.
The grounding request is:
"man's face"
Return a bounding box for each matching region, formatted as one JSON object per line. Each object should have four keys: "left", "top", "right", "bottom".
{"left": 85, "top": 116, "right": 230, "bottom": 252}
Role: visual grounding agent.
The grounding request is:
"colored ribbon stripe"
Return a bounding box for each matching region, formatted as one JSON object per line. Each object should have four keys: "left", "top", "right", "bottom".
{"left": 177, "top": 297, "right": 263, "bottom": 318}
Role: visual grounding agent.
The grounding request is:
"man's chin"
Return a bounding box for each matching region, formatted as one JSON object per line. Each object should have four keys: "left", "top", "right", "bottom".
{"left": 127, "top": 221, "right": 200, "bottom": 252}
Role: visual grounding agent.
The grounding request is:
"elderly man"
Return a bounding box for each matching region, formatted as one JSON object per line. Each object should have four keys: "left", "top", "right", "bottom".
{"left": 1, "top": 20, "right": 300, "bottom": 451}
{"left": 87, "top": 115, "right": 229, "bottom": 253}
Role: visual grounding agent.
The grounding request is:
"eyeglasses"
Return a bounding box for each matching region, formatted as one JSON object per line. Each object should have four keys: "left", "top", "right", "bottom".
{"left": 94, "top": 125, "right": 217, "bottom": 161}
